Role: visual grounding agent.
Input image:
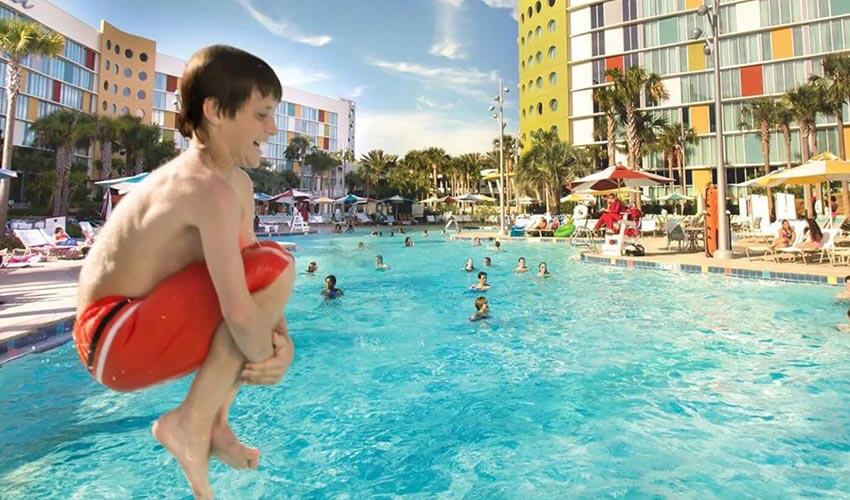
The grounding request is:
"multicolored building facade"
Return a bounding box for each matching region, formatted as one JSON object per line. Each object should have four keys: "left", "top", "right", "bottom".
{"left": 519, "top": 0, "right": 850, "bottom": 193}
{"left": 0, "top": 0, "right": 355, "bottom": 194}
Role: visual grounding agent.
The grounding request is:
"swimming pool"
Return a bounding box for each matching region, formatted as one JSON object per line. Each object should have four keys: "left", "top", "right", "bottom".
{"left": 2, "top": 231, "right": 850, "bottom": 498}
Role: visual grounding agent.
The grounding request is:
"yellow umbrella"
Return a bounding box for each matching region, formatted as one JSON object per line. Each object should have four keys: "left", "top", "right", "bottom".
{"left": 770, "top": 152, "right": 850, "bottom": 186}
{"left": 734, "top": 170, "right": 784, "bottom": 188}
{"left": 560, "top": 192, "right": 595, "bottom": 202}
{"left": 481, "top": 171, "right": 515, "bottom": 182}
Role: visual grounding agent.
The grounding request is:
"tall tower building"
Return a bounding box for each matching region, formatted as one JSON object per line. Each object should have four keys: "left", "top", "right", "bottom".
{"left": 517, "top": 0, "right": 570, "bottom": 149}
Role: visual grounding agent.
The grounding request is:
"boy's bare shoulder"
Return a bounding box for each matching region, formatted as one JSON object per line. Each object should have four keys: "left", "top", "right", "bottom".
{"left": 155, "top": 158, "right": 243, "bottom": 211}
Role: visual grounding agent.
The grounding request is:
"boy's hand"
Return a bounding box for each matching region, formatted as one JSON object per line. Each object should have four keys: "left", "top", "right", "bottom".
{"left": 241, "top": 318, "right": 294, "bottom": 385}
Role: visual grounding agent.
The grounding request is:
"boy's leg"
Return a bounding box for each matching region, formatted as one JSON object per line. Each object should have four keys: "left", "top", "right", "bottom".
{"left": 152, "top": 258, "right": 295, "bottom": 497}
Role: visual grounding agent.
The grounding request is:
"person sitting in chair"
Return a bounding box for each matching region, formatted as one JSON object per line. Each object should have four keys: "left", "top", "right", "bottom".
{"left": 593, "top": 194, "right": 623, "bottom": 232}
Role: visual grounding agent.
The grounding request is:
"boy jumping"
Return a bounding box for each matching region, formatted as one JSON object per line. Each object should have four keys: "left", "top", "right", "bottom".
{"left": 74, "top": 45, "right": 295, "bottom": 498}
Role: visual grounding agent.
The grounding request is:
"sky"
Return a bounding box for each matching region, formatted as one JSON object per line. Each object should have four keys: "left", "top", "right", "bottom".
{"left": 50, "top": 0, "right": 520, "bottom": 156}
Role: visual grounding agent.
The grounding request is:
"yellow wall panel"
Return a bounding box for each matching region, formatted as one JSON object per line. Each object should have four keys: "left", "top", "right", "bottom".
{"left": 685, "top": 0, "right": 702, "bottom": 8}
{"left": 27, "top": 97, "right": 38, "bottom": 121}
{"left": 687, "top": 43, "right": 706, "bottom": 71}
{"left": 771, "top": 28, "right": 793, "bottom": 59}
{"left": 844, "top": 127, "right": 850, "bottom": 158}
{"left": 690, "top": 105, "right": 711, "bottom": 135}
{"left": 692, "top": 169, "right": 713, "bottom": 193}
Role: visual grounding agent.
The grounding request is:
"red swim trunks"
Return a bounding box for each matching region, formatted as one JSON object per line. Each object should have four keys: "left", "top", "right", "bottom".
{"left": 73, "top": 241, "right": 292, "bottom": 392}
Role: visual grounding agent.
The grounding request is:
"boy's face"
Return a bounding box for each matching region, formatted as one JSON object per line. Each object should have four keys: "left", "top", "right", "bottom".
{"left": 479, "top": 274, "right": 487, "bottom": 284}
{"left": 222, "top": 90, "right": 278, "bottom": 168}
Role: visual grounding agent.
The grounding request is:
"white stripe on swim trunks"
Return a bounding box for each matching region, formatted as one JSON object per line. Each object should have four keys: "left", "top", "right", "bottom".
{"left": 95, "top": 301, "right": 142, "bottom": 384}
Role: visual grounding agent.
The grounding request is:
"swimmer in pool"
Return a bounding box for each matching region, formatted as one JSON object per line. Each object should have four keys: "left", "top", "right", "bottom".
{"left": 515, "top": 257, "right": 528, "bottom": 273}
{"left": 538, "top": 262, "right": 551, "bottom": 277}
{"left": 464, "top": 258, "right": 475, "bottom": 272}
{"left": 470, "top": 271, "right": 490, "bottom": 291}
{"left": 404, "top": 236, "right": 414, "bottom": 247}
{"left": 357, "top": 242, "right": 365, "bottom": 250}
{"left": 836, "top": 275, "right": 850, "bottom": 301}
{"left": 469, "top": 296, "right": 490, "bottom": 321}
{"left": 321, "top": 275, "right": 344, "bottom": 299}
{"left": 306, "top": 261, "right": 318, "bottom": 274}
{"left": 472, "top": 236, "right": 481, "bottom": 246}
{"left": 375, "top": 255, "right": 390, "bottom": 270}
{"left": 483, "top": 256, "right": 492, "bottom": 267}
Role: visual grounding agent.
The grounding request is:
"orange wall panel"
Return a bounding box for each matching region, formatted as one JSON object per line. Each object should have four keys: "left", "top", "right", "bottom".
{"left": 740, "top": 65, "right": 764, "bottom": 97}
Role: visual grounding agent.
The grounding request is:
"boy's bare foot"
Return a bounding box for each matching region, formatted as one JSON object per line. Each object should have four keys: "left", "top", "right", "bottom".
{"left": 152, "top": 410, "right": 214, "bottom": 499}
{"left": 211, "top": 422, "right": 260, "bottom": 469}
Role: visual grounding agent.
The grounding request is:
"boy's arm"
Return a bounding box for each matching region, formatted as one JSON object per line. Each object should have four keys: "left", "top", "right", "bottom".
{"left": 196, "top": 182, "right": 274, "bottom": 362}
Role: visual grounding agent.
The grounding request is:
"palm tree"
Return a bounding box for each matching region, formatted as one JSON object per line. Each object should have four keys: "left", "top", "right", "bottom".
{"left": 821, "top": 54, "right": 850, "bottom": 215}
{"left": 115, "top": 115, "right": 162, "bottom": 175}
{"left": 743, "top": 97, "right": 782, "bottom": 218}
{"left": 0, "top": 19, "right": 64, "bottom": 231}
{"left": 331, "top": 148, "right": 355, "bottom": 198}
{"left": 91, "top": 115, "right": 119, "bottom": 179}
{"left": 656, "top": 124, "right": 681, "bottom": 190}
{"left": 516, "top": 129, "right": 587, "bottom": 213}
{"left": 31, "top": 109, "right": 95, "bottom": 215}
{"left": 457, "top": 152, "right": 486, "bottom": 195}
{"left": 775, "top": 102, "right": 795, "bottom": 171}
{"left": 607, "top": 67, "right": 669, "bottom": 171}
{"left": 399, "top": 150, "right": 431, "bottom": 200}
{"left": 304, "top": 147, "right": 336, "bottom": 196}
{"left": 593, "top": 85, "right": 620, "bottom": 167}
{"left": 422, "top": 147, "right": 449, "bottom": 197}
{"left": 358, "top": 149, "right": 395, "bottom": 198}
{"left": 785, "top": 82, "right": 823, "bottom": 217}
{"left": 284, "top": 135, "right": 312, "bottom": 188}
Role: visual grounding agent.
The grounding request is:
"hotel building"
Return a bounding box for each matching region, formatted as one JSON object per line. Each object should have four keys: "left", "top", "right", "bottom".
{"left": 0, "top": 0, "right": 355, "bottom": 195}
{"left": 519, "top": 0, "right": 850, "bottom": 193}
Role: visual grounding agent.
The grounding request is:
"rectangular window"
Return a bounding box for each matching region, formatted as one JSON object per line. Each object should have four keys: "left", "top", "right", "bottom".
{"left": 590, "top": 3, "right": 604, "bottom": 29}
{"left": 154, "top": 90, "right": 167, "bottom": 109}
{"left": 14, "top": 95, "right": 26, "bottom": 119}
{"left": 60, "top": 84, "right": 82, "bottom": 109}
{"left": 622, "top": 0, "right": 637, "bottom": 21}
{"left": 658, "top": 17, "right": 678, "bottom": 46}
{"left": 592, "top": 60, "right": 605, "bottom": 84}
{"left": 623, "top": 25, "right": 638, "bottom": 51}
{"left": 155, "top": 73, "right": 167, "bottom": 91}
{"left": 26, "top": 73, "right": 51, "bottom": 99}
{"left": 592, "top": 31, "right": 605, "bottom": 56}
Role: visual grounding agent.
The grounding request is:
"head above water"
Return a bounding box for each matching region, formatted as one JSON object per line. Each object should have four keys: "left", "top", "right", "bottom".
{"left": 325, "top": 275, "right": 337, "bottom": 287}
{"left": 178, "top": 45, "right": 281, "bottom": 138}
{"left": 376, "top": 255, "right": 384, "bottom": 264}
{"left": 484, "top": 257, "right": 492, "bottom": 265}
{"left": 477, "top": 271, "right": 488, "bottom": 280}
{"left": 474, "top": 296, "right": 488, "bottom": 311}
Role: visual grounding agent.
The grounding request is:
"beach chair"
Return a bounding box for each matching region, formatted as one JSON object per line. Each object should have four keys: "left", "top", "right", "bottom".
{"left": 355, "top": 212, "right": 372, "bottom": 224}
{"left": 13, "top": 229, "right": 82, "bottom": 258}
{"left": 639, "top": 217, "right": 657, "bottom": 237}
{"left": 383, "top": 214, "right": 396, "bottom": 226}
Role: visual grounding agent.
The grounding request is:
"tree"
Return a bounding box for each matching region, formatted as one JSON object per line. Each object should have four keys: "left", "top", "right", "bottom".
{"left": 607, "top": 67, "right": 669, "bottom": 172}
{"left": 785, "top": 82, "right": 824, "bottom": 217}
{"left": 284, "top": 135, "right": 312, "bottom": 188}
{"left": 517, "top": 129, "right": 588, "bottom": 213}
{"left": 655, "top": 124, "right": 681, "bottom": 191}
{"left": 593, "top": 85, "right": 620, "bottom": 167}
{"left": 115, "top": 115, "right": 163, "bottom": 175}
{"left": 820, "top": 53, "right": 850, "bottom": 215}
{"left": 91, "top": 115, "right": 120, "bottom": 179}
{"left": 422, "top": 147, "right": 449, "bottom": 197}
{"left": 304, "top": 147, "right": 337, "bottom": 196}
{"left": 742, "top": 97, "right": 782, "bottom": 218}
{"left": 331, "top": 148, "right": 355, "bottom": 197}
{"left": 775, "top": 102, "right": 795, "bottom": 171}
{"left": 389, "top": 152, "right": 430, "bottom": 199}
{"left": 358, "top": 150, "right": 395, "bottom": 198}
{"left": 30, "top": 109, "right": 95, "bottom": 215}
{"left": 0, "top": 18, "right": 64, "bottom": 231}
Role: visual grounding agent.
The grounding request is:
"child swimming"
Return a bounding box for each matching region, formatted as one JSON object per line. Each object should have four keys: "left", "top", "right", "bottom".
{"left": 306, "top": 261, "right": 318, "bottom": 274}
{"left": 322, "top": 275, "right": 344, "bottom": 299}
{"left": 464, "top": 258, "right": 475, "bottom": 272}
{"left": 515, "top": 257, "right": 528, "bottom": 273}
{"left": 469, "top": 296, "right": 490, "bottom": 321}
{"left": 375, "top": 255, "right": 390, "bottom": 270}
{"left": 404, "top": 236, "right": 414, "bottom": 247}
{"left": 470, "top": 271, "right": 491, "bottom": 291}
{"left": 537, "top": 262, "right": 551, "bottom": 277}
{"left": 483, "top": 257, "right": 492, "bottom": 267}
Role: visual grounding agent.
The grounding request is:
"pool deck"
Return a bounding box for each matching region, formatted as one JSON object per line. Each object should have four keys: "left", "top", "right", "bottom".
{"left": 451, "top": 231, "right": 850, "bottom": 286}
{"left": 3, "top": 227, "right": 849, "bottom": 365}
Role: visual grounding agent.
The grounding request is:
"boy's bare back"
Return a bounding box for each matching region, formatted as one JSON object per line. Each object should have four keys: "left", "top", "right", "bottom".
{"left": 77, "top": 151, "right": 254, "bottom": 313}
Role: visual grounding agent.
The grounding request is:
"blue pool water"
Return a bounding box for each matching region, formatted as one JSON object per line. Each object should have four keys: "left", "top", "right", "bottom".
{"left": 2, "top": 232, "right": 850, "bottom": 498}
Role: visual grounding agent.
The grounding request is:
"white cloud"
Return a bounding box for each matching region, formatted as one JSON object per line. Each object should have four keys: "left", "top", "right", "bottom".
{"left": 416, "top": 96, "right": 455, "bottom": 111}
{"left": 235, "top": 0, "right": 333, "bottom": 47}
{"left": 480, "top": 0, "right": 518, "bottom": 20}
{"left": 346, "top": 86, "right": 366, "bottom": 98}
{"left": 273, "top": 64, "right": 329, "bottom": 87}
{"left": 431, "top": 0, "right": 466, "bottom": 60}
{"left": 356, "top": 110, "right": 498, "bottom": 156}
{"left": 369, "top": 59, "right": 498, "bottom": 101}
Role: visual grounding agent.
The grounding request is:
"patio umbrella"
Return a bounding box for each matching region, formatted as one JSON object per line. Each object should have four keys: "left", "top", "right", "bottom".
{"left": 733, "top": 170, "right": 784, "bottom": 189}
{"left": 480, "top": 171, "right": 515, "bottom": 182}
{"left": 334, "top": 193, "right": 369, "bottom": 204}
{"left": 94, "top": 172, "right": 149, "bottom": 187}
{"left": 568, "top": 165, "right": 673, "bottom": 192}
{"left": 380, "top": 194, "right": 414, "bottom": 203}
{"left": 0, "top": 168, "right": 18, "bottom": 180}
{"left": 312, "top": 196, "right": 335, "bottom": 204}
{"left": 514, "top": 195, "right": 538, "bottom": 205}
{"left": 560, "top": 192, "right": 595, "bottom": 203}
{"left": 254, "top": 192, "right": 274, "bottom": 202}
{"left": 272, "top": 188, "right": 313, "bottom": 201}
{"left": 768, "top": 152, "right": 850, "bottom": 186}
{"left": 658, "top": 192, "right": 695, "bottom": 202}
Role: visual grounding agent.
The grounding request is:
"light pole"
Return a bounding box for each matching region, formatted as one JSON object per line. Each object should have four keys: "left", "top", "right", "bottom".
{"left": 690, "top": 3, "right": 731, "bottom": 259}
{"left": 489, "top": 79, "right": 509, "bottom": 235}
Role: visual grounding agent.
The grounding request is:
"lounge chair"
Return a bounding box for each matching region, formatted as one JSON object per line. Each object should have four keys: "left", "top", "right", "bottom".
{"left": 383, "top": 215, "right": 396, "bottom": 226}
{"left": 13, "top": 229, "right": 83, "bottom": 258}
{"left": 355, "top": 212, "right": 372, "bottom": 224}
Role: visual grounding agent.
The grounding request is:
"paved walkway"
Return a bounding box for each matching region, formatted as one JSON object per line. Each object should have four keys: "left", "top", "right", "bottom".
{"left": 1, "top": 260, "right": 81, "bottom": 342}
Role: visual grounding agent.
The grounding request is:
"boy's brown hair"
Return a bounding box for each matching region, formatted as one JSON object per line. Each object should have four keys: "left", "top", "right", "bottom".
{"left": 177, "top": 45, "right": 282, "bottom": 139}
{"left": 474, "top": 296, "right": 487, "bottom": 311}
